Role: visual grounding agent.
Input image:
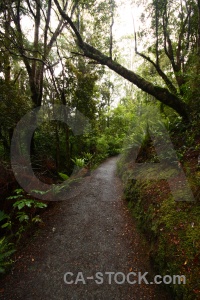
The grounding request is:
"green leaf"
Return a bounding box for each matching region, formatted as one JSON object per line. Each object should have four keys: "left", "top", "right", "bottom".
{"left": 14, "top": 189, "right": 24, "bottom": 195}
{"left": 58, "top": 172, "right": 69, "bottom": 181}
{"left": 1, "top": 222, "right": 11, "bottom": 229}
{"left": 16, "top": 212, "right": 29, "bottom": 222}
{"left": 19, "top": 215, "right": 29, "bottom": 222}
{"left": 0, "top": 211, "right": 8, "bottom": 222}
{"left": 0, "top": 237, "right": 15, "bottom": 273}
{"left": 7, "top": 195, "right": 23, "bottom": 200}
{"left": 13, "top": 201, "right": 25, "bottom": 210}
{"left": 24, "top": 200, "right": 34, "bottom": 208}
{"left": 31, "top": 189, "right": 48, "bottom": 195}
{"left": 34, "top": 202, "right": 47, "bottom": 209}
{"left": 32, "top": 215, "right": 42, "bottom": 223}
{"left": 13, "top": 199, "right": 34, "bottom": 210}
{"left": 71, "top": 157, "right": 85, "bottom": 168}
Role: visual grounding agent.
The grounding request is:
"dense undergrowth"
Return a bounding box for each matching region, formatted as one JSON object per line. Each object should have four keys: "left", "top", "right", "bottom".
{"left": 0, "top": 151, "right": 114, "bottom": 275}
{"left": 0, "top": 104, "right": 129, "bottom": 275}
{"left": 118, "top": 113, "right": 200, "bottom": 299}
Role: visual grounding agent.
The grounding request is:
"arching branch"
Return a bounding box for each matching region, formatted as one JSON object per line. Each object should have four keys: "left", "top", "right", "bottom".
{"left": 133, "top": 25, "right": 177, "bottom": 95}
{"left": 54, "top": 0, "right": 189, "bottom": 121}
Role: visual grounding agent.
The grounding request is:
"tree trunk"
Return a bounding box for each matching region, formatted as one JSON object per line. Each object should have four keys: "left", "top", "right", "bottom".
{"left": 65, "top": 124, "right": 71, "bottom": 173}
{"left": 198, "top": 0, "right": 200, "bottom": 55}
{"left": 82, "top": 43, "right": 189, "bottom": 121}
{"left": 53, "top": 0, "right": 190, "bottom": 122}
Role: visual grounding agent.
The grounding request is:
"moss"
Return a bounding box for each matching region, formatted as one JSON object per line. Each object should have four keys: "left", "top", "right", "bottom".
{"left": 119, "top": 161, "right": 200, "bottom": 299}
{"left": 117, "top": 118, "right": 200, "bottom": 298}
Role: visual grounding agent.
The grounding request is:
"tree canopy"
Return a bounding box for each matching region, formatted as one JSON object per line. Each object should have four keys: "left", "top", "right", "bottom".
{"left": 53, "top": 0, "right": 200, "bottom": 121}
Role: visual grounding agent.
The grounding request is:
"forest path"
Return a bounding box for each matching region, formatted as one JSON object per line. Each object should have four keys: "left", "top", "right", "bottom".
{"left": 0, "top": 157, "right": 170, "bottom": 300}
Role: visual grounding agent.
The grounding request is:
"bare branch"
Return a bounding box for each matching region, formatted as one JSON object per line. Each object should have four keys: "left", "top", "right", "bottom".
{"left": 109, "top": 0, "right": 114, "bottom": 59}
{"left": 155, "top": 0, "right": 159, "bottom": 65}
{"left": 26, "top": 0, "right": 36, "bottom": 18}
{"left": 176, "top": 5, "right": 191, "bottom": 69}
{"left": 54, "top": 0, "right": 84, "bottom": 48}
{"left": 135, "top": 48, "right": 177, "bottom": 95}
{"left": 133, "top": 17, "right": 177, "bottom": 95}
{"left": 7, "top": 50, "right": 48, "bottom": 65}
{"left": 54, "top": 0, "right": 189, "bottom": 120}
{"left": 44, "top": 0, "right": 52, "bottom": 56}
{"left": 13, "top": 68, "right": 23, "bottom": 85}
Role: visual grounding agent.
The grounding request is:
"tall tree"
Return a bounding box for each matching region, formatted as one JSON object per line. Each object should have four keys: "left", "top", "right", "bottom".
{"left": 1, "top": 0, "right": 71, "bottom": 107}
{"left": 53, "top": 0, "right": 200, "bottom": 121}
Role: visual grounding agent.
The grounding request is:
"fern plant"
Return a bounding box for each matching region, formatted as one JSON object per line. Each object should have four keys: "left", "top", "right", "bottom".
{"left": 71, "top": 157, "right": 85, "bottom": 168}
{"left": 0, "top": 237, "right": 15, "bottom": 274}
{"left": 83, "top": 152, "right": 93, "bottom": 163}
{"left": 58, "top": 172, "right": 69, "bottom": 181}
{"left": 6, "top": 189, "right": 47, "bottom": 228}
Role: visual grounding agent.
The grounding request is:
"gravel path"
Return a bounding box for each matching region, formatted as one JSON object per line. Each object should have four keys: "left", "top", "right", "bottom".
{"left": 0, "top": 157, "right": 171, "bottom": 300}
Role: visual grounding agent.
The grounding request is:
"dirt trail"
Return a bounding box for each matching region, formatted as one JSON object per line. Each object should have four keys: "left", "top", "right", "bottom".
{"left": 0, "top": 157, "right": 171, "bottom": 300}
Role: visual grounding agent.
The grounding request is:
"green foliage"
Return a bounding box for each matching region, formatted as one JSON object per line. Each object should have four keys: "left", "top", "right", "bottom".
{"left": 4, "top": 189, "right": 47, "bottom": 234}
{"left": 82, "top": 152, "right": 93, "bottom": 164}
{"left": 0, "top": 237, "right": 15, "bottom": 274}
{"left": 0, "top": 188, "right": 48, "bottom": 271}
{"left": 0, "top": 210, "right": 11, "bottom": 230}
{"left": 96, "top": 135, "right": 109, "bottom": 155}
{"left": 13, "top": 199, "right": 47, "bottom": 210}
{"left": 31, "top": 189, "right": 49, "bottom": 196}
{"left": 71, "top": 157, "right": 85, "bottom": 168}
{"left": 117, "top": 100, "right": 200, "bottom": 298}
{"left": 16, "top": 211, "right": 29, "bottom": 223}
{"left": 120, "top": 162, "right": 200, "bottom": 299}
{"left": 3, "top": 0, "right": 200, "bottom": 286}
{"left": 0, "top": 210, "right": 9, "bottom": 223}
{"left": 58, "top": 172, "right": 69, "bottom": 181}
{"left": 94, "top": 101, "right": 136, "bottom": 162}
